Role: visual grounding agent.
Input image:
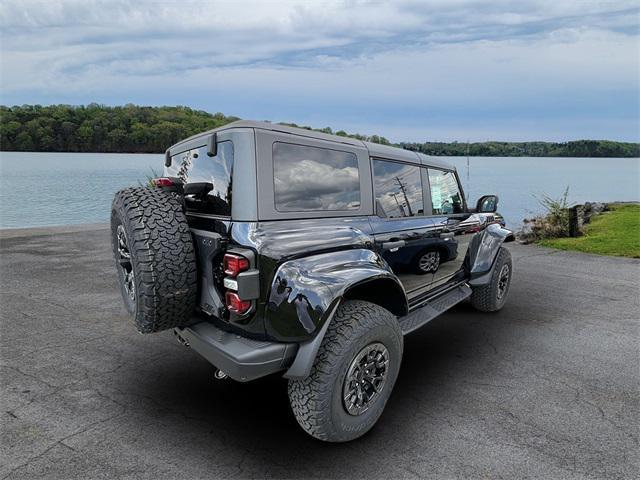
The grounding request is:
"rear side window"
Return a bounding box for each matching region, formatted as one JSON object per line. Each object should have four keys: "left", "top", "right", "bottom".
{"left": 173, "top": 140, "right": 233, "bottom": 216}
{"left": 272, "top": 142, "right": 360, "bottom": 211}
{"left": 427, "top": 169, "right": 463, "bottom": 214}
{"left": 372, "top": 159, "right": 424, "bottom": 218}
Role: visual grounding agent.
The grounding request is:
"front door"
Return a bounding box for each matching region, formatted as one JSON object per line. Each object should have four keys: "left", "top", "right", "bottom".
{"left": 424, "top": 168, "right": 474, "bottom": 289}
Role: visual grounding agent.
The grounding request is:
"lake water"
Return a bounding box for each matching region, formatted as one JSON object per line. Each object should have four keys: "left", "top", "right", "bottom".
{"left": 0, "top": 151, "right": 638, "bottom": 229}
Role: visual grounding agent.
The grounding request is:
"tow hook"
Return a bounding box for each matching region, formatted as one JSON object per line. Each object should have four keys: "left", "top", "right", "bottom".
{"left": 174, "top": 330, "right": 190, "bottom": 347}
{"left": 214, "top": 369, "right": 228, "bottom": 380}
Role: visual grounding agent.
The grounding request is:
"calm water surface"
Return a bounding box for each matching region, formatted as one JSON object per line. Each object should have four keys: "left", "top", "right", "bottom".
{"left": 0, "top": 152, "right": 638, "bottom": 229}
{"left": 0, "top": 152, "right": 161, "bottom": 229}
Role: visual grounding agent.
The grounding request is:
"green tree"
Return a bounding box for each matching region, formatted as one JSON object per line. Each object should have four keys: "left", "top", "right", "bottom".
{"left": 0, "top": 104, "right": 638, "bottom": 157}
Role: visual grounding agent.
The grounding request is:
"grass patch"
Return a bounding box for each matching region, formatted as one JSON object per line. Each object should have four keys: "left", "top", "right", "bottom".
{"left": 539, "top": 204, "right": 640, "bottom": 258}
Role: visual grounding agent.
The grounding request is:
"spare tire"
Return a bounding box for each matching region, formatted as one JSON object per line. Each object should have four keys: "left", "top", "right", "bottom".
{"left": 110, "top": 187, "right": 197, "bottom": 333}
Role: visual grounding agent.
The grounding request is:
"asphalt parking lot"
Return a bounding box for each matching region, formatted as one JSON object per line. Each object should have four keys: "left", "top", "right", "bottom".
{"left": 1, "top": 225, "right": 638, "bottom": 479}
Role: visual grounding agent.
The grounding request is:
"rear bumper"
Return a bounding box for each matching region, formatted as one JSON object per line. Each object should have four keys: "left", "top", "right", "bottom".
{"left": 176, "top": 322, "right": 298, "bottom": 382}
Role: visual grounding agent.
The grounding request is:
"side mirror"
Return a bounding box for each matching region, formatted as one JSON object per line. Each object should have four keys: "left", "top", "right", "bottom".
{"left": 476, "top": 195, "right": 499, "bottom": 213}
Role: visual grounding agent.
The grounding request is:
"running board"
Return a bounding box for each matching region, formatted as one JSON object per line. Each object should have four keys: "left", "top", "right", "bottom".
{"left": 399, "top": 284, "right": 472, "bottom": 335}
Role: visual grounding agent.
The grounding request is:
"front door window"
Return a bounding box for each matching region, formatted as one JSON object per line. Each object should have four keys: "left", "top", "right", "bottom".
{"left": 427, "top": 168, "right": 471, "bottom": 287}
{"left": 427, "top": 169, "right": 464, "bottom": 215}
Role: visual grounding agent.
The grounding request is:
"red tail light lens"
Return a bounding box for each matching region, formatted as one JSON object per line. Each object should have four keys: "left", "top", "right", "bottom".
{"left": 152, "top": 177, "right": 174, "bottom": 187}
{"left": 225, "top": 291, "right": 251, "bottom": 314}
{"left": 223, "top": 254, "right": 250, "bottom": 277}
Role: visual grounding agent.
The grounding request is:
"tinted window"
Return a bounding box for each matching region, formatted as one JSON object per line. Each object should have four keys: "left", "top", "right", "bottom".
{"left": 372, "top": 159, "right": 424, "bottom": 218}
{"left": 273, "top": 142, "right": 360, "bottom": 211}
{"left": 174, "top": 141, "right": 233, "bottom": 216}
{"left": 427, "top": 169, "right": 463, "bottom": 214}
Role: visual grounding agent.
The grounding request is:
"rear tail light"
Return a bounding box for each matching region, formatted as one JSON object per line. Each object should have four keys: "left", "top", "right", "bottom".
{"left": 222, "top": 252, "right": 253, "bottom": 316}
{"left": 225, "top": 291, "right": 251, "bottom": 314}
{"left": 223, "top": 253, "right": 250, "bottom": 277}
{"left": 152, "top": 177, "right": 174, "bottom": 187}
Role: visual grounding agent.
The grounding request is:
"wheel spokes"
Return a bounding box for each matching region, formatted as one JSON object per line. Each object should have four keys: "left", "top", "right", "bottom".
{"left": 342, "top": 342, "right": 390, "bottom": 416}
{"left": 116, "top": 225, "right": 135, "bottom": 301}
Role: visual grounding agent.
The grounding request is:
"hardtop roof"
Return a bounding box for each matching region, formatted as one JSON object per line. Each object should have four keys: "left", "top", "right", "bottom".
{"left": 170, "top": 119, "right": 455, "bottom": 171}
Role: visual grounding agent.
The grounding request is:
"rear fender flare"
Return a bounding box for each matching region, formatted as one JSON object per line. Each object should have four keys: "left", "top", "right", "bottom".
{"left": 265, "top": 249, "right": 407, "bottom": 379}
{"left": 265, "top": 248, "right": 406, "bottom": 342}
{"left": 284, "top": 280, "right": 408, "bottom": 380}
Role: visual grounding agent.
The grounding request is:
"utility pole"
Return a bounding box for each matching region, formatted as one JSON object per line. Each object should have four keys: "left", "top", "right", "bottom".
{"left": 390, "top": 192, "right": 406, "bottom": 217}
{"left": 465, "top": 139, "right": 470, "bottom": 202}
{"left": 394, "top": 176, "right": 413, "bottom": 217}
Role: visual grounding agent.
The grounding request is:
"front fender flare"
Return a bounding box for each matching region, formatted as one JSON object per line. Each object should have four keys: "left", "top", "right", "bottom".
{"left": 467, "top": 223, "right": 513, "bottom": 285}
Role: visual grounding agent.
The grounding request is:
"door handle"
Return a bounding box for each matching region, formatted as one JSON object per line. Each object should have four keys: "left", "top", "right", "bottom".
{"left": 439, "top": 232, "right": 455, "bottom": 240}
{"left": 381, "top": 240, "right": 406, "bottom": 251}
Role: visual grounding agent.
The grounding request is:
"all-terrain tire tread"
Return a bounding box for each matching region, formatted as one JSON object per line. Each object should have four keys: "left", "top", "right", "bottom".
{"left": 470, "top": 246, "right": 512, "bottom": 312}
{"left": 288, "top": 300, "right": 402, "bottom": 442}
{"left": 111, "top": 187, "right": 197, "bottom": 333}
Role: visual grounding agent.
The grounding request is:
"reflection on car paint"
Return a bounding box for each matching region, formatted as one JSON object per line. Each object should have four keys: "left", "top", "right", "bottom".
{"left": 219, "top": 185, "right": 510, "bottom": 342}
{"left": 293, "top": 295, "right": 316, "bottom": 333}
{"left": 262, "top": 247, "right": 406, "bottom": 340}
{"left": 267, "top": 276, "right": 291, "bottom": 309}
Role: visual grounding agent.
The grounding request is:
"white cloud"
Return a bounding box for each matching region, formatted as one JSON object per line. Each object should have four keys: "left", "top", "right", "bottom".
{"left": 273, "top": 144, "right": 361, "bottom": 209}
{"left": 0, "top": 0, "right": 638, "bottom": 141}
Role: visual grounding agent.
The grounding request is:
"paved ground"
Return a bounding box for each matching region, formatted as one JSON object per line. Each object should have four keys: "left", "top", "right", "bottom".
{"left": 1, "top": 226, "right": 638, "bottom": 479}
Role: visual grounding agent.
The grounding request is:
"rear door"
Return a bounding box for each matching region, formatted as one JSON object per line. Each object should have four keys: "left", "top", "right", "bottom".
{"left": 368, "top": 158, "right": 441, "bottom": 300}
{"left": 254, "top": 130, "right": 372, "bottom": 221}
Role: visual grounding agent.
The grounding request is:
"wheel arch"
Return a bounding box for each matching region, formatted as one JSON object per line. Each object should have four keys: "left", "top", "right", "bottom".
{"left": 466, "top": 223, "right": 513, "bottom": 277}
{"left": 278, "top": 250, "right": 408, "bottom": 380}
{"left": 264, "top": 248, "right": 408, "bottom": 342}
{"left": 283, "top": 290, "right": 405, "bottom": 381}
{"left": 342, "top": 277, "right": 408, "bottom": 318}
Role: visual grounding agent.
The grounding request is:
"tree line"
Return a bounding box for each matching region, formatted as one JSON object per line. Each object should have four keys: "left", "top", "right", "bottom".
{"left": 1, "top": 104, "right": 638, "bottom": 157}
{"left": 0, "top": 104, "right": 240, "bottom": 154}
{"left": 399, "top": 139, "right": 640, "bottom": 158}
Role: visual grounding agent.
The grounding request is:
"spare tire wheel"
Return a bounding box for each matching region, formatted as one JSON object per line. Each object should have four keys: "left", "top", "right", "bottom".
{"left": 111, "top": 187, "right": 197, "bottom": 333}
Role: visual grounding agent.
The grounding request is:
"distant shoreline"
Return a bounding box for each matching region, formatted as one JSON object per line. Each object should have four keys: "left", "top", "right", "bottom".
{"left": 3, "top": 104, "right": 639, "bottom": 158}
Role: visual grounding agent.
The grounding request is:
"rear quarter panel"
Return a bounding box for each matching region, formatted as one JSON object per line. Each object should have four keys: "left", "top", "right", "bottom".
{"left": 231, "top": 218, "right": 405, "bottom": 341}
{"left": 263, "top": 248, "right": 404, "bottom": 341}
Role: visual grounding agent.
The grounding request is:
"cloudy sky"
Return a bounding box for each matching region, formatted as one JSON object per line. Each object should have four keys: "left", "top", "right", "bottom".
{"left": 1, "top": 0, "right": 638, "bottom": 142}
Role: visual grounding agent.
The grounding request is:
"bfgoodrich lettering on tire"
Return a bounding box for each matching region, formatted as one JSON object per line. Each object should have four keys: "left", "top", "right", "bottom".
{"left": 287, "top": 300, "right": 403, "bottom": 442}
{"left": 111, "top": 187, "right": 197, "bottom": 333}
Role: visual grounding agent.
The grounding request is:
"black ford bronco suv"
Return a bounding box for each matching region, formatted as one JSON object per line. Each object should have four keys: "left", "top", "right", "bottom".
{"left": 111, "top": 120, "right": 514, "bottom": 442}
